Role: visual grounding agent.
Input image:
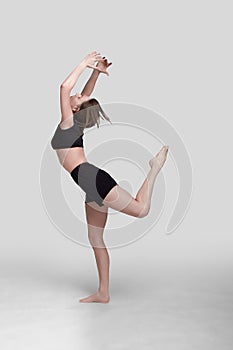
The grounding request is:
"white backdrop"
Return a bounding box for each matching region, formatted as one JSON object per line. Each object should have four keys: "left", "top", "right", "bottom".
{"left": 1, "top": 1, "right": 232, "bottom": 349}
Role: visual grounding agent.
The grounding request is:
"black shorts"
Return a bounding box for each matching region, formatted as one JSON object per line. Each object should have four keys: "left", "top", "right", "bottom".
{"left": 70, "top": 162, "right": 118, "bottom": 207}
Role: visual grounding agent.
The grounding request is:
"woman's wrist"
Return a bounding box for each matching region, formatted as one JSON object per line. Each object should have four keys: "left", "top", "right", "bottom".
{"left": 79, "top": 60, "right": 88, "bottom": 69}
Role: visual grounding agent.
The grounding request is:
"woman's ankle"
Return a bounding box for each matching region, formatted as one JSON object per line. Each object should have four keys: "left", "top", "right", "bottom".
{"left": 98, "top": 288, "right": 109, "bottom": 295}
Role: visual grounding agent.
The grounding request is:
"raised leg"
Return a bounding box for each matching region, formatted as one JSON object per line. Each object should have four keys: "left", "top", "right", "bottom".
{"left": 79, "top": 201, "right": 110, "bottom": 303}
{"left": 103, "top": 145, "right": 169, "bottom": 218}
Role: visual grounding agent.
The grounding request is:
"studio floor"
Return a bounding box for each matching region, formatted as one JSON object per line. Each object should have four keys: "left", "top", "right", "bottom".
{"left": 1, "top": 260, "right": 232, "bottom": 350}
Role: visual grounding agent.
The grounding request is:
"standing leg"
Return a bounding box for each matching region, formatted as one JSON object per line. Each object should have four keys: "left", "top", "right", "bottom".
{"left": 79, "top": 201, "right": 110, "bottom": 303}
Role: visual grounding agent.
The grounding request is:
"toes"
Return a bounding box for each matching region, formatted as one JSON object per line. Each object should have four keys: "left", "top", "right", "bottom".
{"left": 162, "top": 145, "right": 169, "bottom": 154}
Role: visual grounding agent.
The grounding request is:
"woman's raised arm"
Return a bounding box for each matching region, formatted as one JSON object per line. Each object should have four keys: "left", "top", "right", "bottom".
{"left": 81, "top": 57, "right": 112, "bottom": 96}
{"left": 59, "top": 52, "right": 102, "bottom": 122}
{"left": 61, "top": 51, "right": 102, "bottom": 90}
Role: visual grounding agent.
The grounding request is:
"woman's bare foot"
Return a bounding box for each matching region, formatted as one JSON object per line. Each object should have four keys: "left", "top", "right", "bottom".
{"left": 79, "top": 290, "right": 110, "bottom": 303}
{"left": 149, "top": 145, "right": 169, "bottom": 170}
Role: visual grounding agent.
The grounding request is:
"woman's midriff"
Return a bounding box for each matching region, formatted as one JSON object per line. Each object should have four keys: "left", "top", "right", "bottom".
{"left": 55, "top": 148, "right": 87, "bottom": 173}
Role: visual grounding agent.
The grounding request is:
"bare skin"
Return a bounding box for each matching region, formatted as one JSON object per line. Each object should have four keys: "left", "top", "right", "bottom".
{"left": 57, "top": 52, "right": 169, "bottom": 303}
{"left": 56, "top": 52, "right": 112, "bottom": 172}
{"left": 79, "top": 203, "right": 110, "bottom": 303}
{"left": 79, "top": 145, "right": 169, "bottom": 303}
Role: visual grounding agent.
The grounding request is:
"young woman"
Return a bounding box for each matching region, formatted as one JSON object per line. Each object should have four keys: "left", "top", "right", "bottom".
{"left": 51, "top": 51, "right": 169, "bottom": 303}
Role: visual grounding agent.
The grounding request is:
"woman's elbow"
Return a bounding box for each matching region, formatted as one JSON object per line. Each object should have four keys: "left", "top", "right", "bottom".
{"left": 60, "top": 83, "right": 72, "bottom": 90}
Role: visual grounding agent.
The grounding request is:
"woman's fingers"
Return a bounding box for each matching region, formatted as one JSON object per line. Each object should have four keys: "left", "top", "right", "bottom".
{"left": 88, "top": 51, "right": 101, "bottom": 59}
{"left": 95, "top": 55, "right": 102, "bottom": 61}
{"left": 87, "top": 62, "right": 110, "bottom": 76}
{"left": 86, "top": 64, "right": 96, "bottom": 69}
{"left": 87, "top": 64, "right": 102, "bottom": 71}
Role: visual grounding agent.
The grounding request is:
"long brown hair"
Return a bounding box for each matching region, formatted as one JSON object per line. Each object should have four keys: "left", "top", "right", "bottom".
{"left": 73, "top": 98, "right": 112, "bottom": 132}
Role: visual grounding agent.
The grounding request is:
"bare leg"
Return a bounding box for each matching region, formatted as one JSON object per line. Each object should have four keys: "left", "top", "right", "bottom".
{"left": 103, "top": 145, "right": 169, "bottom": 218}
{"left": 79, "top": 202, "right": 110, "bottom": 303}
{"left": 79, "top": 145, "right": 169, "bottom": 303}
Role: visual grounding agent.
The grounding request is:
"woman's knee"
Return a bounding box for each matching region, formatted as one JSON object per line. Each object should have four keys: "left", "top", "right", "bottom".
{"left": 88, "top": 228, "right": 105, "bottom": 247}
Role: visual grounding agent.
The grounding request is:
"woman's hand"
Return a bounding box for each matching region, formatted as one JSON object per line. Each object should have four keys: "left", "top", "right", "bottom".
{"left": 83, "top": 52, "right": 112, "bottom": 76}
{"left": 95, "top": 57, "right": 112, "bottom": 76}
{"left": 82, "top": 51, "right": 102, "bottom": 69}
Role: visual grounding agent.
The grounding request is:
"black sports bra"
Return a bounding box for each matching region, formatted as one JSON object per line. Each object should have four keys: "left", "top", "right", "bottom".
{"left": 51, "top": 115, "right": 84, "bottom": 150}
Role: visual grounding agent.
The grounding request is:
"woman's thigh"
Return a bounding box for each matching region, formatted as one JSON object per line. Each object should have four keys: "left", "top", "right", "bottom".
{"left": 103, "top": 185, "right": 146, "bottom": 218}
{"left": 85, "top": 201, "right": 109, "bottom": 248}
{"left": 85, "top": 201, "right": 108, "bottom": 228}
